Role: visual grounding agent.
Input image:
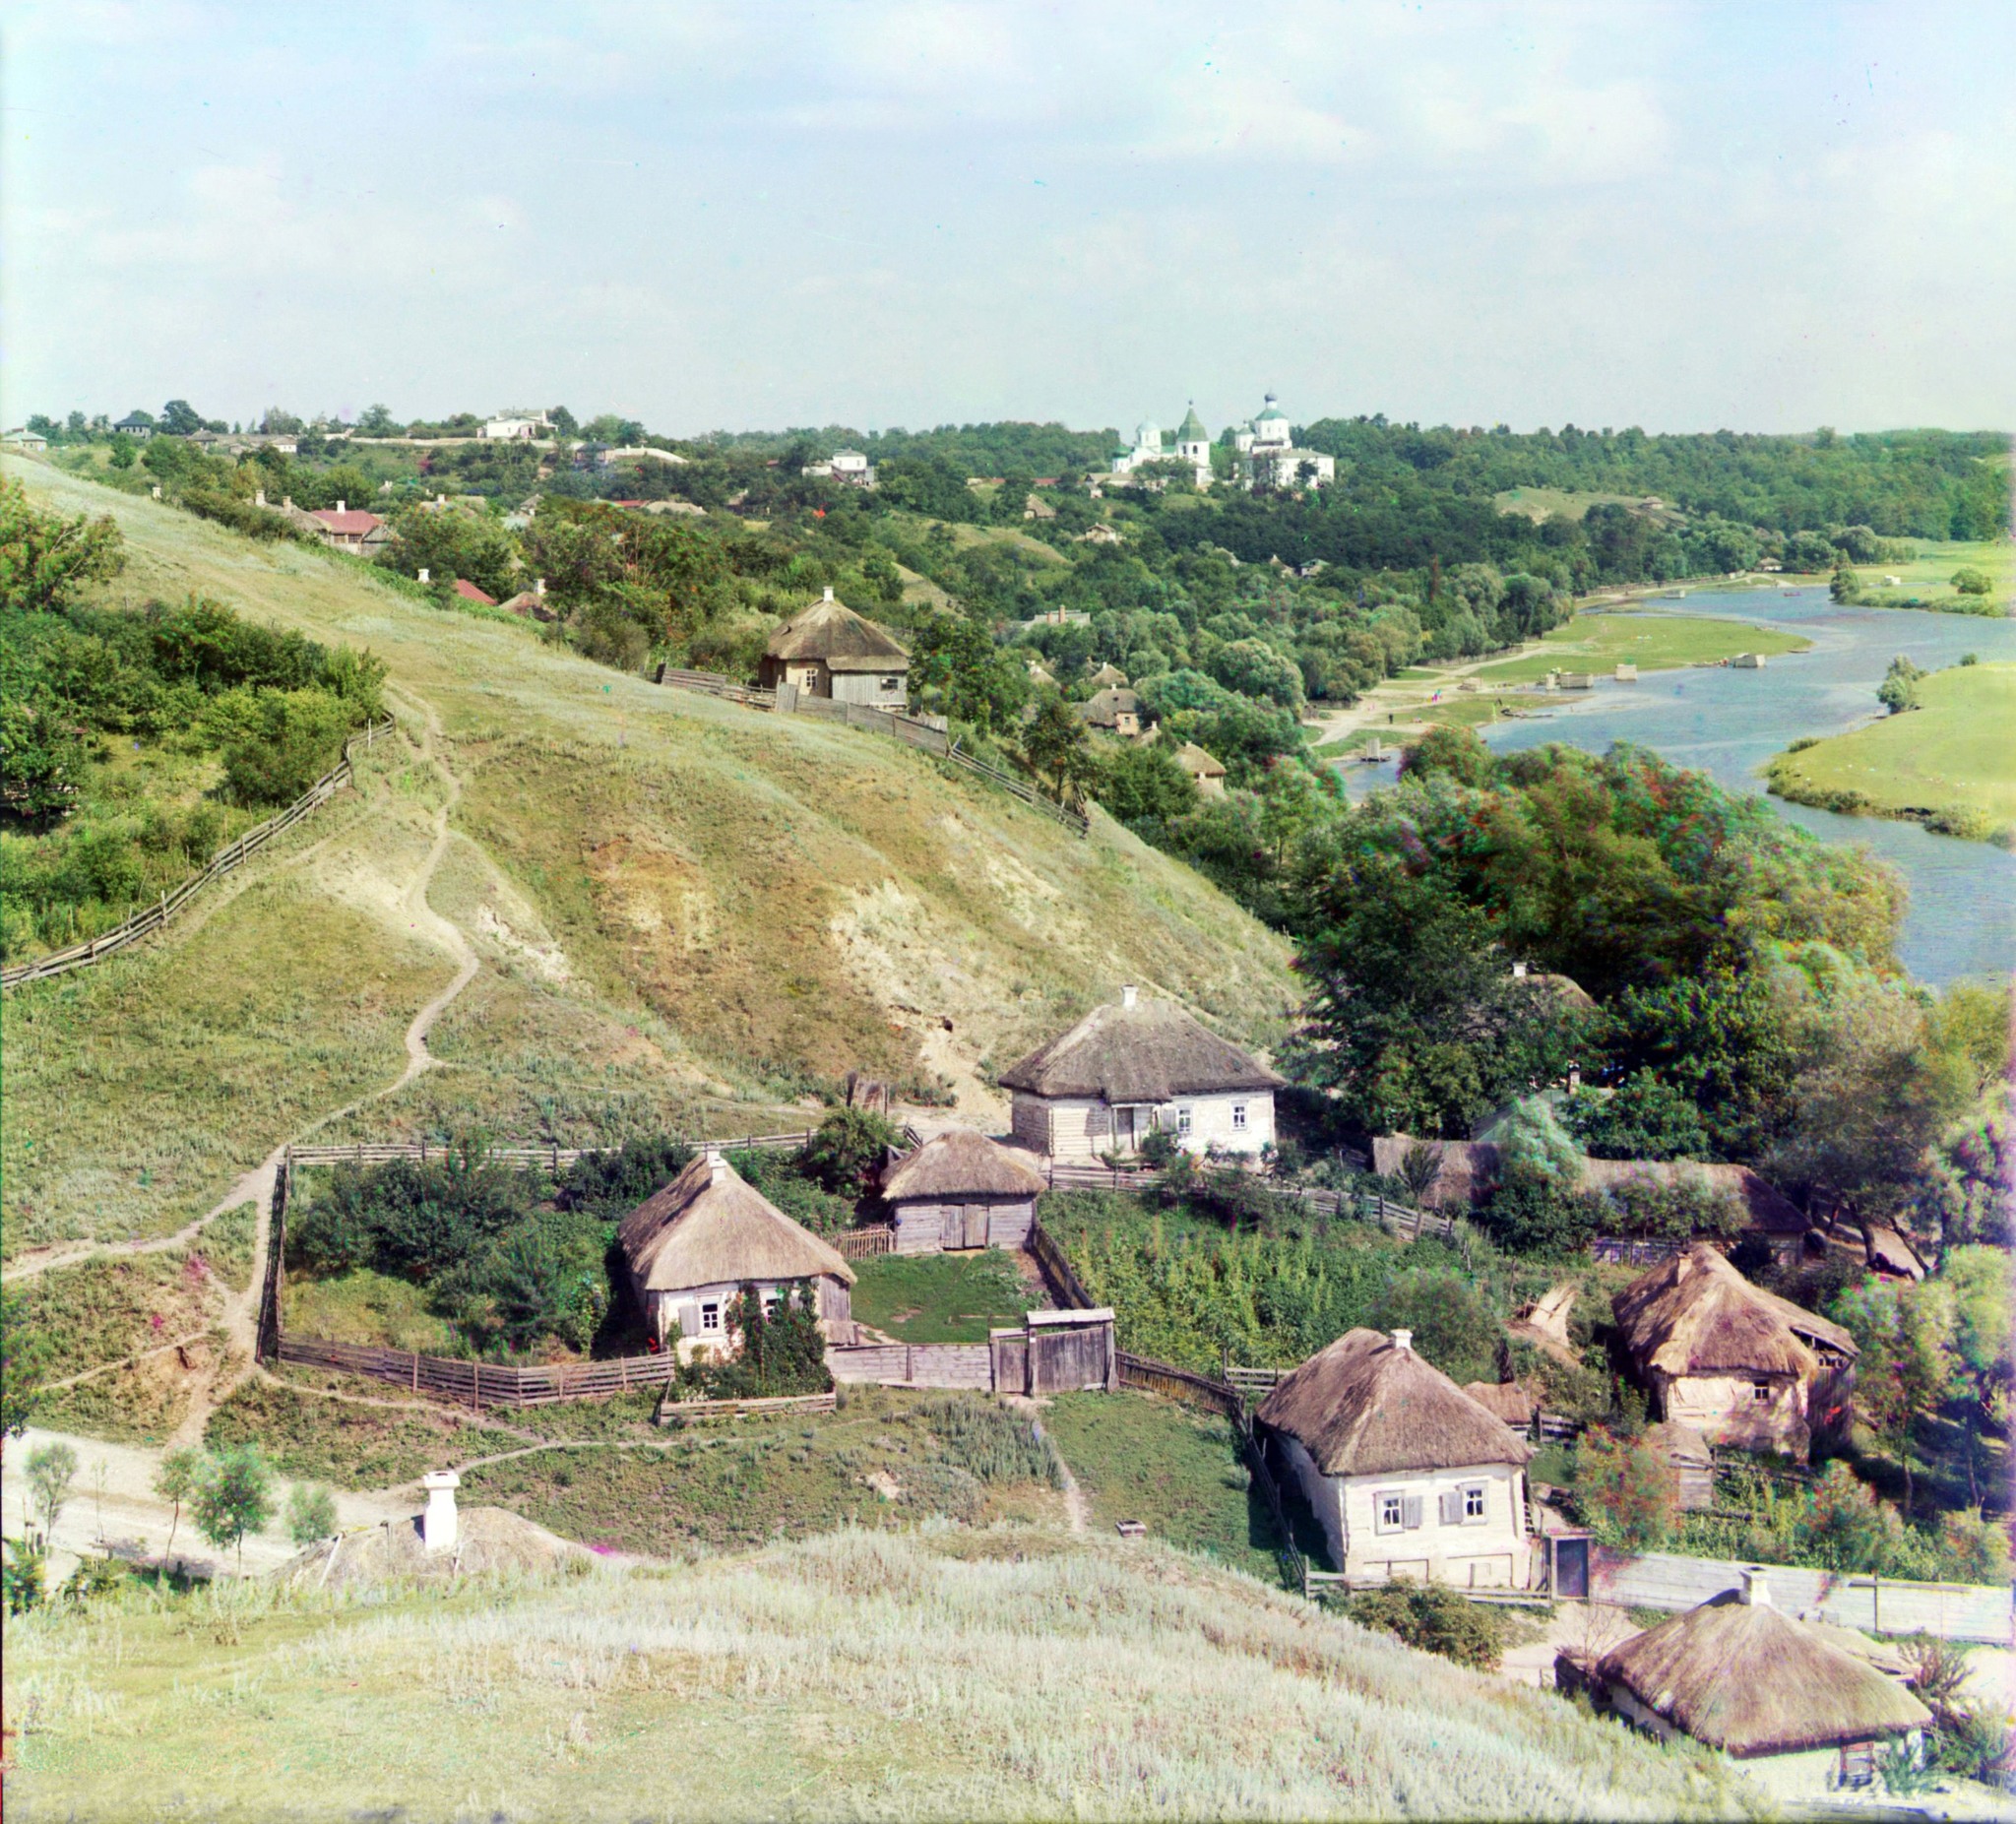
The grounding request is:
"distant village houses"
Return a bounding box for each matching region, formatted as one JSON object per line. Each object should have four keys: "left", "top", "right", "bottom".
{"left": 800, "top": 449, "right": 877, "bottom": 487}
{"left": 281, "top": 497, "right": 390, "bottom": 557}
{"left": 999, "top": 985, "right": 1283, "bottom": 1160}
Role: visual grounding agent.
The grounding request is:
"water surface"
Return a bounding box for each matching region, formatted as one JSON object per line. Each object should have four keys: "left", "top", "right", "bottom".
{"left": 1341, "top": 588, "right": 2016, "bottom": 984}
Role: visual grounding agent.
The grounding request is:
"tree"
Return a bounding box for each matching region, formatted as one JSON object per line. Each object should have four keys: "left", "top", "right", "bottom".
{"left": 381, "top": 504, "right": 520, "bottom": 600}
{"left": 1876, "top": 655, "right": 1923, "bottom": 715}
{"left": 354, "top": 404, "right": 400, "bottom": 438}
{"left": 1829, "top": 1279, "right": 1956, "bottom": 1517}
{"left": 1572, "top": 1424, "right": 1676, "bottom": 1548}
{"left": 157, "top": 399, "right": 209, "bottom": 437}
{"left": 798, "top": 1106, "right": 900, "bottom": 1198}
{"left": 1561, "top": 1073, "right": 1711, "bottom": 1161}
{"left": 0, "top": 477, "right": 127, "bottom": 613}
{"left": 192, "top": 1444, "right": 275, "bottom": 1566}
{"left": 25, "top": 1441, "right": 79, "bottom": 1539}
{"left": 1950, "top": 567, "right": 1991, "bottom": 597}
{"left": 0, "top": 700, "right": 90, "bottom": 826}
{"left": 1094, "top": 739, "right": 1196, "bottom": 826}
{"left": 1829, "top": 562, "right": 1863, "bottom": 605}
{"left": 1018, "top": 690, "right": 1099, "bottom": 808}
{"left": 154, "top": 1446, "right": 204, "bottom": 1557}
{"left": 258, "top": 408, "right": 305, "bottom": 435}
{"left": 107, "top": 433, "right": 136, "bottom": 469}
{"left": 548, "top": 406, "right": 579, "bottom": 439}
{"left": 284, "top": 1482, "right": 338, "bottom": 1546}
{"left": 219, "top": 688, "right": 354, "bottom": 806}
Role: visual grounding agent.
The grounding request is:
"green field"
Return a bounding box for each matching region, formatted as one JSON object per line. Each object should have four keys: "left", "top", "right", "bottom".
{"left": 1469, "top": 610, "right": 1811, "bottom": 684}
{"left": 1847, "top": 537, "right": 2012, "bottom": 616}
{"left": 1491, "top": 487, "right": 1675, "bottom": 524}
{"left": 849, "top": 1248, "right": 1033, "bottom": 1342}
{"left": 1765, "top": 660, "right": 2016, "bottom": 845}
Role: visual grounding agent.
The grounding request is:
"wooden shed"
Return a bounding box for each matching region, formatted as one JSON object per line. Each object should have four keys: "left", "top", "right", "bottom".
{"left": 879, "top": 1128, "right": 1047, "bottom": 1254}
{"left": 618, "top": 1149, "right": 855, "bottom": 1356}
{"left": 758, "top": 587, "right": 910, "bottom": 708}
{"left": 1612, "top": 1244, "right": 1858, "bottom": 1460}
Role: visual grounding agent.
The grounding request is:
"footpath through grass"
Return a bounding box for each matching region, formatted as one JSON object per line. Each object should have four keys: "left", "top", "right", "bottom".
{"left": 1470, "top": 610, "right": 1810, "bottom": 684}
{"left": 849, "top": 1247, "right": 1033, "bottom": 1342}
{"left": 1765, "top": 660, "right": 2016, "bottom": 845}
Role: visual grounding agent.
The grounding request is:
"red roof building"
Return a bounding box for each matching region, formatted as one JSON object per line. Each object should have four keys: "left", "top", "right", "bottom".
{"left": 451, "top": 578, "right": 496, "bottom": 605}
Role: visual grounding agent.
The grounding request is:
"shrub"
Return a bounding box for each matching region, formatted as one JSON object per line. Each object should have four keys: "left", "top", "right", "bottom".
{"left": 284, "top": 1481, "right": 338, "bottom": 1545}
{"left": 798, "top": 1106, "right": 900, "bottom": 1198}
{"left": 218, "top": 686, "right": 354, "bottom": 805}
{"left": 1572, "top": 1425, "right": 1676, "bottom": 1549}
{"left": 1950, "top": 567, "right": 1991, "bottom": 597}
{"left": 1342, "top": 1582, "right": 1507, "bottom": 1670}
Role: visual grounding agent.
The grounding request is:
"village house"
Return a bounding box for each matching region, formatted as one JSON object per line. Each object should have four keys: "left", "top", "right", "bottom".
{"left": 113, "top": 412, "right": 155, "bottom": 440}
{"left": 1076, "top": 686, "right": 1147, "bottom": 738}
{"left": 801, "top": 448, "right": 876, "bottom": 487}
{"left": 758, "top": 587, "right": 911, "bottom": 710}
{"left": 1233, "top": 394, "right": 1335, "bottom": 490}
{"left": 879, "top": 1127, "right": 1047, "bottom": 1253}
{"left": 286, "top": 499, "right": 390, "bottom": 557}
{"left": 480, "top": 410, "right": 553, "bottom": 441}
{"left": 451, "top": 579, "right": 496, "bottom": 606}
{"left": 999, "top": 984, "right": 1283, "bottom": 1160}
{"left": 1170, "top": 740, "right": 1227, "bottom": 797}
{"left": 497, "top": 580, "right": 554, "bottom": 620}
{"left": 1612, "top": 1244, "right": 1858, "bottom": 1459}
{"left": 1589, "top": 1570, "right": 1928, "bottom": 1801}
{"left": 617, "top": 1149, "right": 854, "bottom": 1357}
{"left": 1087, "top": 661, "right": 1129, "bottom": 690}
{"left": 1260, "top": 1328, "right": 1534, "bottom": 1589}
{"left": 3, "top": 426, "right": 49, "bottom": 452}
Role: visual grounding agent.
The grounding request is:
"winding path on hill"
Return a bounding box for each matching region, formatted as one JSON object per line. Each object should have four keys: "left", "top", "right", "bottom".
{"left": 8, "top": 702, "right": 490, "bottom": 1454}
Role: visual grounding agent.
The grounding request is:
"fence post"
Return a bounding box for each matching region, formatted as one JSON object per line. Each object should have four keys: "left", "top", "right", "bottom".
{"left": 472, "top": 1361, "right": 480, "bottom": 1413}
{"left": 412, "top": 1350, "right": 419, "bottom": 1395}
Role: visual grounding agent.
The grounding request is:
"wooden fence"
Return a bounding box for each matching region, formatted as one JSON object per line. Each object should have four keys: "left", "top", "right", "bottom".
{"left": 825, "top": 1342, "right": 996, "bottom": 1391}
{"left": 657, "top": 1390, "right": 836, "bottom": 1422}
{"left": 832, "top": 1225, "right": 896, "bottom": 1261}
{"left": 2, "top": 719, "right": 397, "bottom": 991}
{"left": 655, "top": 662, "right": 1088, "bottom": 836}
{"left": 1028, "top": 1221, "right": 1098, "bottom": 1310}
{"left": 1589, "top": 1547, "right": 2012, "bottom": 1645}
{"left": 277, "top": 1334, "right": 681, "bottom": 1409}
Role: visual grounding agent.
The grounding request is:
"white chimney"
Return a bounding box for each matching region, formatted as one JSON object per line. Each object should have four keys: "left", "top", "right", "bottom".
{"left": 534, "top": 577, "right": 545, "bottom": 598}
{"left": 416, "top": 567, "right": 429, "bottom": 584}
{"left": 1739, "top": 1567, "right": 1772, "bottom": 1608}
{"left": 336, "top": 499, "right": 346, "bottom": 515}
{"left": 1511, "top": 961, "right": 1529, "bottom": 979}
{"left": 437, "top": 492, "right": 447, "bottom": 505}
{"left": 706, "top": 1148, "right": 727, "bottom": 1183}
{"left": 151, "top": 484, "right": 162, "bottom": 499}
{"left": 283, "top": 495, "right": 292, "bottom": 510}
{"left": 1391, "top": 1329, "right": 1413, "bottom": 1353}
{"left": 822, "top": 585, "right": 835, "bottom": 601}
{"left": 1120, "top": 984, "right": 1138, "bottom": 1009}
{"left": 421, "top": 1469, "right": 460, "bottom": 1552}
{"left": 254, "top": 488, "right": 266, "bottom": 506}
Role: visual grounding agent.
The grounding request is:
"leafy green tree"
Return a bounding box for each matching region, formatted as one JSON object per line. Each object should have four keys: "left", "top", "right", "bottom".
{"left": 107, "top": 433, "right": 136, "bottom": 469}
{"left": 908, "top": 613, "right": 1029, "bottom": 732}
{"left": 1094, "top": 739, "right": 1196, "bottom": 826}
{"left": 1572, "top": 1425, "right": 1676, "bottom": 1548}
{"left": 1829, "top": 1279, "right": 1956, "bottom": 1517}
{"left": 284, "top": 1482, "right": 339, "bottom": 1545}
{"left": 1876, "top": 655, "right": 1923, "bottom": 714}
{"left": 1480, "top": 1101, "right": 1599, "bottom": 1254}
{"left": 1950, "top": 567, "right": 1991, "bottom": 596}
{"left": 799, "top": 1106, "right": 901, "bottom": 1198}
{"left": 153, "top": 1446, "right": 204, "bottom": 1557}
{"left": 1018, "top": 690, "right": 1099, "bottom": 808}
{"left": 1, "top": 1287, "right": 53, "bottom": 1446}
{"left": 26, "top": 1441, "right": 79, "bottom": 1538}
{"left": 0, "top": 700, "right": 89, "bottom": 827}
{"left": 354, "top": 404, "right": 400, "bottom": 437}
{"left": 193, "top": 1444, "right": 275, "bottom": 1566}
{"left": 158, "top": 399, "right": 212, "bottom": 437}
{"left": 1829, "top": 562, "right": 1863, "bottom": 605}
{"left": 0, "top": 478, "right": 127, "bottom": 613}
{"left": 1562, "top": 1074, "right": 1711, "bottom": 1161}
{"left": 219, "top": 688, "right": 353, "bottom": 806}
{"left": 381, "top": 505, "right": 520, "bottom": 599}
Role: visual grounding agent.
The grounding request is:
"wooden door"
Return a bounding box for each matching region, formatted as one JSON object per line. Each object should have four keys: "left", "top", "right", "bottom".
{"left": 941, "top": 1206, "right": 964, "bottom": 1250}
{"left": 1553, "top": 1536, "right": 1589, "bottom": 1600}
{"left": 964, "top": 1204, "right": 989, "bottom": 1249}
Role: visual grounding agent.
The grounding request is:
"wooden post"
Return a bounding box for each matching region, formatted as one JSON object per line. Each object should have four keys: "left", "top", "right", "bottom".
{"left": 411, "top": 1350, "right": 419, "bottom": 1394}
{"left": 472, "top": 1361, "right": 480, "bottom": 1412}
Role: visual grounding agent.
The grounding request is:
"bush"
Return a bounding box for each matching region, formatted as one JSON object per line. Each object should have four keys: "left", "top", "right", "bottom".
{"left": 727, "top": 1149, "right": 856, "bottom": 1235}
{"left": 1342, "top": 1582, "right": 1507, "bottom": 1671}
{"left": 1950, "top": 567, "right": 1991, "bottom": 597}
{"left": 798, "top": 1106, "right": 900, "bottom": 1198}
{"left": 218, "top": 687, "right": 355, "bottom": 805}
{"left": 1572, "top": 1425, "right": 1676, "bottom": 1549}
{"left": 1561, "top": 1076, "right": 1711, "bottom": 1163}
{"left": 284, "top": 1481, "right": 338, "bottom": 1545}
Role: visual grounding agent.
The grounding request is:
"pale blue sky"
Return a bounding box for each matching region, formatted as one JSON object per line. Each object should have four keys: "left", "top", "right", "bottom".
{"left": 7, "top": 2, "right": 2012, "bottom": 436}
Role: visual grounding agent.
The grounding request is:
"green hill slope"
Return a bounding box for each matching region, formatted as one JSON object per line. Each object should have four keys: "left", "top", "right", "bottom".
{"left": 4, "top": 1530, "right": 1749, "bottom": 1821}
{"left": 2, "top": 460, "right": 1291, "bottom": 1253}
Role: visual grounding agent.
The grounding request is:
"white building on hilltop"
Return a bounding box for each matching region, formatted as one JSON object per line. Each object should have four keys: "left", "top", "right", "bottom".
{"left": 1111, "top": 404, "right": 1214, "bottom": 488}
{"left": 1233, "top": 394, "right": 1334, "bottom": 490}
{"left": 480, "top": 411, "right": 554, "bottom": 441}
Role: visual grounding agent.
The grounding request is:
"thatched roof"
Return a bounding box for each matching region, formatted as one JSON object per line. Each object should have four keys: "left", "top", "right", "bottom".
{"left": 1172, "top": 741, "right": 1226, "bottom": 779}
{"left": 998, "top": 991, "right": 1283, "bottom": 1103}
{"left": 1258, "top": 1329, "right": 1532, "bottom": 1477}
{"left": 1612, "top": 1245, "right": 1857, "bottom": 1380}
{"left": 1462, "top": 1380, "right": 1541, "bottom": 1427}
{"left": 1077, "top": 687, "right": 1144, "bottom": 727}
{"left": 882, "top": 1128, "right": 1046, "bottom": 1202}
{"left": 619, "top": 1152, "right": 854, "bottom": 1293}
{"left": 765, "top": 590, "right": 910, "bottom": 672}
{"left": 1088, "top": 662, "right": 1130, "bottom": 689}
{"left": 1597, "top": 1585, "right": 1928, "bottom": 1757}
{"left": 1864, "top": 1225, "right": 1926, "bottom": 1280}
{"left": 1642, "top": 1421, "right": 1714, "bottom": 1470}
{"left": 1507, "top": 1281, "right": 1581, "bottom": 1367}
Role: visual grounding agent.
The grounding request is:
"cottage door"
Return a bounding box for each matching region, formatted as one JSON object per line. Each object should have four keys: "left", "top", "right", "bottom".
{"left": 964, "top": 1204, "right": 989, "bottom": 1249}
{"left": 1553, "top": 1536, "right": 1590, "bottom": 1600}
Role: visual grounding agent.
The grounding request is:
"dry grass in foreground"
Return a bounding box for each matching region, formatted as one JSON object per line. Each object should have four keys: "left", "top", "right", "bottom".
{"left": 5, "top": 1530, "right": 1757, "bottom": 1821}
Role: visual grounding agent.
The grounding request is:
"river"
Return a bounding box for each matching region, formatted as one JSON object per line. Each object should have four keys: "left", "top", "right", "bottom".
{"left": 1342, "top": 587, "right": 2016, "bottom": 984}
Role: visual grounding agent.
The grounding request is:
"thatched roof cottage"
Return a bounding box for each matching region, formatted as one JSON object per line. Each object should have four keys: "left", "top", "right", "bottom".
{"left": 880, "top": 1128, "right": 1047, "bottom": 1254}
{"left": 1075, "top": 686, "right": 1147, "bottom": 738}
{"left": 759, "top": 587, "right": 910, "bottom": 709}
{"left": 618, "top": 1149, "right": 854, "bottom": 1356}
{"left": 1260, "top": 1328, "right": 1534, "bottom": 1588}
{"left": 1612, "top": 1244, "right": 1858, "bottom": 1459}
{"left": 999, "top": 985, "right": 1284, "bottom": 1160}
{"left": 1170, "top": 741, "right": 1227, "bottom": 797}
{"left": 1593, "top": 1570, "right": 1928, "bottom": 1800}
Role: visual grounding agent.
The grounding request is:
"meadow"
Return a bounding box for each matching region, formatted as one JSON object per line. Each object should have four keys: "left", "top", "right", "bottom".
{"left": 2, "top": 1531, "right": 1751, "bottom": 1821}
{"left": 1764, "top": 660, "right": 2016, "bottom": 845}
{"left": 1467, "top": 611, "right": 1810, "bottom": 684}
{"left": 1849, "top": 537, "right": 2013, "bottom": 614}
{"left": 848, "top": 1247, "right": 1033, "bottom": 1342}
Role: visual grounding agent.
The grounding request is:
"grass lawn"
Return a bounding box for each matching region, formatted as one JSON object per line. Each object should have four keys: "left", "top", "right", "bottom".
{"left": 281, "top": 1268, "right": 462, "bottom": 1352}
{"left": 1469, "top": 610, "right": 1811, "bottom": 684}
{"left": 1765, "top": 660, "right": 2016, "bottom": 844}
{"left": 461, "top": 1386, "right": 1063, "bottom": 1553}
{"left": 849, "top": 1247, "right": 1033, "bottom": 1342}
{"left": 205, "top": 1372, "right": 529, "bottom": 1487}
{"left": 1851, "top": 537, "right": 2012, "bottom": 615}
{"left": 1041, "top": 1390, "right": 1292, "bottom": 1583}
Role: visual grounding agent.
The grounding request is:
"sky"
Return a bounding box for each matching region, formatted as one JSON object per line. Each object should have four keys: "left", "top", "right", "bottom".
{"left": 7, "top": 1, "right": 2014, "bottom": 439}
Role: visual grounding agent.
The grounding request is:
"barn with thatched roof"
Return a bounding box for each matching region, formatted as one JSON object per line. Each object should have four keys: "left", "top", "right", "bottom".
{"left": 1593, "top": 1569, "right": 1928, "bottom": 1799}
{"left": 879, "top": 1128, "right": 1047, "bottom": 1254}
{"left": 999, "top": 984, "right": 1284, "bottom": 1160}
{"left": 618, "top": 1149, "right": 855, "bottom": 1355}
{"left": 1258, "top": 1327, "right": 1534, "bottom": 1588}
{"left": 759, "top": 587, "right": 910, "bottom": 708}
{"left": 1612, "top": 1244, "right": 1858, "bottom": 1459}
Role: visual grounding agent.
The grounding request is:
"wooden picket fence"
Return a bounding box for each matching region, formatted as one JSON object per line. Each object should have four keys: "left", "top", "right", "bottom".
{"left": 832, "top": 1225, "right": 896, "bottom": 1260}
{"left": 2, "top": 719, "right": 397, "bottom": 991}
{"left": 277, "top": 1334, "right": 681, "bottom": 1409}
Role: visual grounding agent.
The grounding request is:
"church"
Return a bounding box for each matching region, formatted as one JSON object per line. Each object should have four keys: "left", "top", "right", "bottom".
{"left": 1233, "top": 394, "right": 1335, "bottom": 490}
{"left": 1110, "top": 404, "right": 1213, "bottom": 488}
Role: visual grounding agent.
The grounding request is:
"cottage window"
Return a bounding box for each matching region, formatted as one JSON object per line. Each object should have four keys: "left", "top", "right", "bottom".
{"left": 1176, "top": 1106, "right": 1193, "bottom": 1135}
{"left": 700, "top": 1301, "right": 722, "bottom": 1334}
{"left": 1376, "top": 1491, "right": 1405, "bottom": 1534}
{"left": 1230, "top": 1102, "right": 1248, "bottom": 1131}
{"left": 1750, "top": 1380, "right": 1773, "bottom": 1402}
{"left": 1464, "top": 1483, "right": 1487, "bottom": 1523}
{"left": 879, "top": 676, "right": 900, "bottom": 692}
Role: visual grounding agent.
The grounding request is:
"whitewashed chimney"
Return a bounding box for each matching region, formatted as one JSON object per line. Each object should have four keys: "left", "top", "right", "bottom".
{"left": 416, "top": 567, "right": 429, "bottom": 584}
{"left": 255, "top": 488, "right": 266, "bottom": 506}
{"left": 706, "top": 1148, "right": 728, "bottom": 1184}
{"left": 1740, "top": 1567, "right": 1772, "bottom": 1608}
{"left": 534, "top": 577, "right": 546, "bottom": 598}
{"left": 421, "top": 1469, "right": 460, "bottom": 1552}
{"left": 1391, "top": 1329, "right": 1413, "bottom": 1353}
{"left": 1120, "top": 984, "right": 1138, "bottom": 1009}
{"left": 336, "top": 499, "right": 346, "bottom": 515}
{"left": 151, "top": 484, "right": 162, "bottom": 499}
{"left": 823, "top": 586, "right": 836, "bottom": 601}
{"left": 1511, "top": 961, "right": 1529, "bottom": 979}
{"left": 283, "top": 495, "right": 292, "bottom": 510}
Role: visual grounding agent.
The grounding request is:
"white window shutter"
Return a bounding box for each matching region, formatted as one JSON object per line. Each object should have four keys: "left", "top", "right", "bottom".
{"left": 1402, "top": 1494, "right": 1423, "bottom": 1530}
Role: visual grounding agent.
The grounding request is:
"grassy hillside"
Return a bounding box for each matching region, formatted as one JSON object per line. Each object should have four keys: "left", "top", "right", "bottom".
{"left": 1765, "top": 660, "right": 2016, "bottom": 845}
{"left": 1, "top": 458, "right": 1292, "bottom": 1254}
{"left": 1468, "top": 610, "right": 1811, "bottom": 684}
{"left": 4, "top": 1531, "right": 1750, "bottom": 1821}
